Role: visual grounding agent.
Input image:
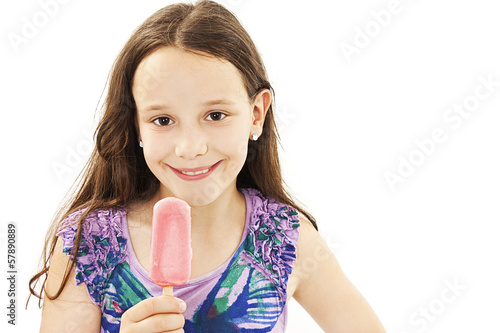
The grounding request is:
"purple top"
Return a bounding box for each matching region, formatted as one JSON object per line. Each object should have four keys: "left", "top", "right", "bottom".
{"left": 57, "top": 188, "right": 301, "bottom": 332}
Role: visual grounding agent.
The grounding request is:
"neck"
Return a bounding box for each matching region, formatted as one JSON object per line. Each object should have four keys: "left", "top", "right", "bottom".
{"left": 190, "top": 186, "right": 246, "bottom": 232}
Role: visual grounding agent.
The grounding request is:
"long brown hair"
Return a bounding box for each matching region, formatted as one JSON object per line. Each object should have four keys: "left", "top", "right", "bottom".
{"left": 28, "top": 0, "right": 317, "bottom": 307}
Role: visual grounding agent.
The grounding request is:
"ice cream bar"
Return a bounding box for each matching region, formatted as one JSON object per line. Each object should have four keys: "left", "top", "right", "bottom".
{"left": 150, "top": 197, "right": 192, "bottom": 296}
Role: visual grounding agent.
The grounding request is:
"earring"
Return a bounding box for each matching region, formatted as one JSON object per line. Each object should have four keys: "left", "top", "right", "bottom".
{"left": 139, "top": 140, "right": 143, "bottom": 148}
{"left": 251, "top": 134, "right": 258, "bottom": 141}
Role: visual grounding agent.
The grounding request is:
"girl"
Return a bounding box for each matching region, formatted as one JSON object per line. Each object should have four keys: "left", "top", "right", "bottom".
{"left": 29, "top": 1, "right": 386, "bottom": 332}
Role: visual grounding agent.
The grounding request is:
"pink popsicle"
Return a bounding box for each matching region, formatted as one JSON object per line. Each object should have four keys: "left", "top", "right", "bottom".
{"left": 150, "top": 197, "right": 192, "bottom": 296}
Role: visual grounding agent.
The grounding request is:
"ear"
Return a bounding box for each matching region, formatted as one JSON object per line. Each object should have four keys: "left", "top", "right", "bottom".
{"left": 250, "top": 89, "right": 272, "bottom": 139}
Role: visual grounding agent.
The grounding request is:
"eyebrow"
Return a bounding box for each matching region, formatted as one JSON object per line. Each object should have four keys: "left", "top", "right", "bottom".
{"left": 141, "top": 99, "right": 237, "bottom": 112}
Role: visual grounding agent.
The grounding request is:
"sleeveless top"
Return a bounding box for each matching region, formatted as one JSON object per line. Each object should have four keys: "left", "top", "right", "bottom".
{"left": 56, "top": 188, "right": 301, "bottom": 332}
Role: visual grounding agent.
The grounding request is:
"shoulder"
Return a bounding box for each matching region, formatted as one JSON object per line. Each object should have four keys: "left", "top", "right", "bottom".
{"left": 55, "top": 206, "right": 128, "bottom": 305}
{"left": 241, "top": 188, "right": 300, "bottom": 244}
{"left": 57, "top": 207, "right": 128, "bottom": 251}
{"left": 56, "top": 206, "right": 128, "bottom": 262}
{"left": 295, "top": 214, "right": 332, "bottom": 266}
{"left": 286, "top": 213, "right": 333, "bottom": 298}
{"left": 240, "top": 188, "right": 300, "bottom": 295}
{"left": 57, "top": 206, "right": 127, "bottom": 233}
{"left": 241, "top": 187, "right": 300, "bottom": 221}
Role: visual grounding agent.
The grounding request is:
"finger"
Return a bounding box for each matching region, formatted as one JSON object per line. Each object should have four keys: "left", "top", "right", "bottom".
{"left": 124, "top": 296, "right": 186, "bottom": 323}
{"left": 135, "top": 313, "right": 185, "bottom": 333}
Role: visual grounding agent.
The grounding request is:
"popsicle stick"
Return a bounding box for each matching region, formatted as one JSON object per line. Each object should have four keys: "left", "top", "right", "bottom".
{"left": 163, "top": 286, "right": 173, "bottom": 296}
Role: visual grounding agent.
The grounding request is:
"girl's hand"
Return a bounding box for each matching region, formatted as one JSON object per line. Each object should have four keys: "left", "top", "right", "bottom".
{"left": 119, "top": 296, "right": 186, "bottom": 332}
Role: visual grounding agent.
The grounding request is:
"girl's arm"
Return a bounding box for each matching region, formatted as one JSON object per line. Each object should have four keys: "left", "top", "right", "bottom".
{"left": 40, "top": 237, "right": 102, "bottom": 333}
{"left": 292, "top": 218, "right": 386, "bottom": 333}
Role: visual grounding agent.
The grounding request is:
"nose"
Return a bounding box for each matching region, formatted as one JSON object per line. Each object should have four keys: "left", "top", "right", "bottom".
{"left": 174, "top": 124, "right": 208, "bottom": 160}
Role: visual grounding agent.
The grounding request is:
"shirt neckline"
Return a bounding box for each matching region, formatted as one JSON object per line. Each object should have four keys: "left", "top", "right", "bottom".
{"left": 121, "top": 188, "right": 253, "bottom": 287}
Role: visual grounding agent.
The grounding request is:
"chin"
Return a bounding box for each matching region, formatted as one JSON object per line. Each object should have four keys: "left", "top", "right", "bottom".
{"left": 159, "top": 182, "right": 229, "bottom": 207}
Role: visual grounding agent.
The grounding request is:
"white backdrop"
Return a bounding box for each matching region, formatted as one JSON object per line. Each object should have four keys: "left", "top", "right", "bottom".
{"left": 1, "top": 0, "right": 499, "bottom": 332}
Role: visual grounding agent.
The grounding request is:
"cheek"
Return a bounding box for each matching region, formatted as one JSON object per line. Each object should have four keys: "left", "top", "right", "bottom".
{"left": 235, "top": 138, "right": 249, "bottom": 163}
{"left": 214, "top": 123, "right": 250, "bottom": 162}
{"left": 141, "top": 132, "right": 171, "bottom": 166}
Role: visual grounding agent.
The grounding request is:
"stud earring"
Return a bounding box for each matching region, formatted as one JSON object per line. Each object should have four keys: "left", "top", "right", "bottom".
{"left": 139, "top": 140, "right": 143, "bottom": 148}
{"left": 251, "top": 134, "right": 258, "bottom": 141}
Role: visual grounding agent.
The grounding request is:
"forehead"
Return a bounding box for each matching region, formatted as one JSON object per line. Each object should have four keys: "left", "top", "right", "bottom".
{"left": 132, "top": 47, "right": 247, "bottom": 108}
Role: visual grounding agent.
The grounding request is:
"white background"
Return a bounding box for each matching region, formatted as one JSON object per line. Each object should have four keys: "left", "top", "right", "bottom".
{"left": 1, "top": 0, "right": 499, "bottom": 332}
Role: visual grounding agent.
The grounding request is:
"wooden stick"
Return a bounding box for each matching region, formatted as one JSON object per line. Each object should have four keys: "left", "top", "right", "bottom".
{"left": 163, "top": 286, "right": 173, "bottom": 296}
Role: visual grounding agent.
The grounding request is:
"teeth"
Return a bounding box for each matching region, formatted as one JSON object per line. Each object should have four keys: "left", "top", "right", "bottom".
{"left": 181, "top": 168, "right": 210, "bottom": 176}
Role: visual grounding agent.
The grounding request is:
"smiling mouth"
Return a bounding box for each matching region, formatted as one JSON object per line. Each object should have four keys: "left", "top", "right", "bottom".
{"left": 168, "top": 161, "right": 222, "bottom": 180}
{"left": 180, "top": 168, "right": 210, "bottom": 176}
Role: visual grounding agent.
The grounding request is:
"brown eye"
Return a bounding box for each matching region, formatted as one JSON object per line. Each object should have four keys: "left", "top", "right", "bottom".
{"left": 153, "top": 117, "right": 172, "bottom": 126}
{"left": 206, "top": 112, "right": 226, "bottom": 121}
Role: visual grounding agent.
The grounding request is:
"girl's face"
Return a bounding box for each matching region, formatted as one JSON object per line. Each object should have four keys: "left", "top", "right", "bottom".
{"left": 132, "top": 47, "right": 267, "bottom": 206}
